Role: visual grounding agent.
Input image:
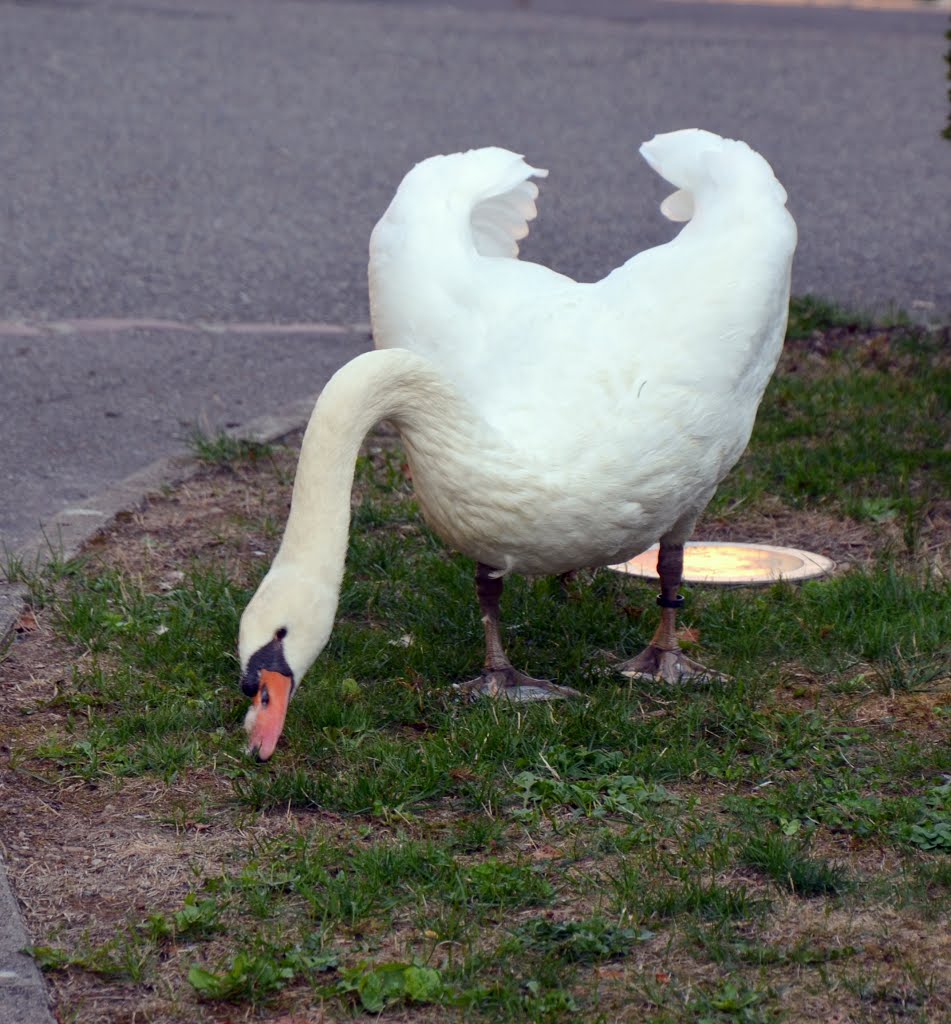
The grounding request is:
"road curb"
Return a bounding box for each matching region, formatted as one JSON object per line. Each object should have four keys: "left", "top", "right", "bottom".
{"left": 0, "top": 867, "right": 55, "bottom": 1024}
{"left": 0, "top": 389, "right": 321, "bottom": 638}
{"left": 0, "top": 389, "right": 322, "bottom": 1024}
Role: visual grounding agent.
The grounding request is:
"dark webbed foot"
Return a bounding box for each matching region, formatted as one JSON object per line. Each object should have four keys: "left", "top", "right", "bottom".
{"left": 618, "top": 540, "right": 729, "bottom": 686}
{"left": 617, "top": 644, "right": 727, "bottom": 684}
{"left": 455, "top": 667, "right": 582, "bottom": 702}
{"left": 459, "top": 564, "right": 583, "bottom": 703}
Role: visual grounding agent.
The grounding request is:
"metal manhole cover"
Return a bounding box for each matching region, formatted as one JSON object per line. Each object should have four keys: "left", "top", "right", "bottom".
{"left": 609, "top": 541, "right": 835, "bottom": 586}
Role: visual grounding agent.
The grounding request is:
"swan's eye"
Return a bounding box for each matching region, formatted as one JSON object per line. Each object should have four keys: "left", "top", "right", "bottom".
{"left": 275, "top": 627, "right": 287, "bottom": 641}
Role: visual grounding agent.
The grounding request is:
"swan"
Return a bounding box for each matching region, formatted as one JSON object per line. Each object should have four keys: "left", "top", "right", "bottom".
{"left": 239, "top": 129, "right": 797, "bottom": 761}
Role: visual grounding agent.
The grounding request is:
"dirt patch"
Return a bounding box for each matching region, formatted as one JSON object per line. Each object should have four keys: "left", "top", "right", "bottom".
{"left": 781, "top": 323, "right": 950, "bottom": 372}
{"left": 80, "top": 439, "right": 303, "bottom": 591}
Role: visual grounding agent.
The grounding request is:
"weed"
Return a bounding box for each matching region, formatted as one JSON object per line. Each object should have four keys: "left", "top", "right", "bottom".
{"left": 513, "top": 916, "right": 651, "bottom": 963}
{"left": 145, "top": 893, "right": 224, "bottom": 941}
{"left": 741, "top": 832, "right": 851, "bottom": 896}
{"left": 688, "top": 979, "right": 775, "bottom": 1022}
{"left": 1, "top": 546, "right": 81, "bottom": 608}
{"left": 450, "top": 814, "right": 508, "bottom": 852}
{"left": 188, "top": 949, "right": 294, "bottom": 1003}
{"left": 186, "top": 427, "right": 274, "bottom": 466}
{"left": 30, "top": 929, "right": 153, "bottom": 982}
{"left": 513, "top": 760, "right": 676, "bottom": 820}
{"left": 453, "top": 859, "right": 554, "bottom": 910}
{"left": 336, "top": 961, "right": 444, "bottom": 1013}
{"left": 904, "top": 779, "right": 951, "bottom": 852}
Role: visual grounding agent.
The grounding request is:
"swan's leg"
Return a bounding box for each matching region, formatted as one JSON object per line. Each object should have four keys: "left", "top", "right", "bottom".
{"left": 454, "top": 563, "right": 582, "bottom": 702}
{"left": 618, "top": 542, "right": 728, "bottom": 684}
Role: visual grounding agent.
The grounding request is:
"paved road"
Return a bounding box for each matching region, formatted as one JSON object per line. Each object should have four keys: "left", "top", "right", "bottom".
{"left": 1, "top": 0, "right": 949, "bottom": 553}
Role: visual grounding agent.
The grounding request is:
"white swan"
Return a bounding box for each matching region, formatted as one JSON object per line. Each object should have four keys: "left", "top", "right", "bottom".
{"left": 239, "top": 129, "right": 797, "bottom": 760}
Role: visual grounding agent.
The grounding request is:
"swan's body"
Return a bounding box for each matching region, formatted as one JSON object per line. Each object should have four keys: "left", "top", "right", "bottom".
{"left": 240, "top": 129, "right": 797, "bottom": 759}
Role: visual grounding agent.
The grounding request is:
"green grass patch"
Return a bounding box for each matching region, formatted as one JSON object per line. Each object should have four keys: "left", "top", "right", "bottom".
{"left": 741, "top": 832, "right": 851, "bottom": 896}
{"left": 8, "top": 317, "right": 951, "bottom": 1022}
{"left": 785, "top": 294, "right": 873, "bottom": 339}
{"left": 711, "top": 319, "right": 949, "bottom": 528}
{"left": 186, "top": 427, "right": 275, "bottom": 466}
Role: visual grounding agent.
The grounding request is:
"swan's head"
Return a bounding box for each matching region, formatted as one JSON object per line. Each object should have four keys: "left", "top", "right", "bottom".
{"left": 238, "top": 566, "right": 338, "bottom": 761}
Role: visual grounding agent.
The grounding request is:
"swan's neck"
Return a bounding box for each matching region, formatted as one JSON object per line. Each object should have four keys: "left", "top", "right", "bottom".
{"left": 273, "top": 348, "right": 464, "bottom": 576}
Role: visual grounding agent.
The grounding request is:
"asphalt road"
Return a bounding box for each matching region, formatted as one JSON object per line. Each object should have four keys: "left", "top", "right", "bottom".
{"left": 1, "top": 0, "right": 949, "bottom": 553}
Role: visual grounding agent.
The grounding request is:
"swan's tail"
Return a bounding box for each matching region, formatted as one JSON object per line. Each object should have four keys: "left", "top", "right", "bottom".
{"left": 639, "top": 129, "right": 788, "bottom": 223}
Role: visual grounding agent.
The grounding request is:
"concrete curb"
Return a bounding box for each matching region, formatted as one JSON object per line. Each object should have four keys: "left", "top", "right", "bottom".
{"left": 0, "top": 872, "right": 55, "bottom": 1024}
{"left": 3, "top": 388, "right": 323, "bottom": 583}
{"left": 0, "top": 389, "right": 323, "bottom": 1024}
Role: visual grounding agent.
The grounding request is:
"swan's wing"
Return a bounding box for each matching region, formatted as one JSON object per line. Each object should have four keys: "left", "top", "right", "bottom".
{"left": 370, "top": 148, "right": 568, "bottom": 376}
{"left": 371, "top": 146, "right": 548, "bottom": 259}
{"left": 469, "top": 169, "right": 544, "bottom": 258}
{"left": 639, "top": 128, "right": 790, "bottom": 219}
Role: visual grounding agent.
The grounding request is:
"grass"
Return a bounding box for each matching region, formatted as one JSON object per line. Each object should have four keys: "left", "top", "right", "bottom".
{"left": 709, "top": 305, "right": 949, "bottom": 526}
{"left": 185, "top": 427, "right": 275, "bottom": 467}
{"left": 2, "top": 306, "right": 950, "bottom": 1023}
{"left": 740, "top": 832, "right": 852, "bottom": 896}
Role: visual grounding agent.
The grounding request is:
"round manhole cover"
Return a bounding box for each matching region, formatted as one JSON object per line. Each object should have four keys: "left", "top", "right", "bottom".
{"left": 610, "top": 542, "right": 835, "bottom": 586}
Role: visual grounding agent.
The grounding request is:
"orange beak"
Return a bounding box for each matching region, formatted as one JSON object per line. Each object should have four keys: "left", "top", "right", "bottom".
{"left": 244, "top": 669, "right": 293, "bottom": 761}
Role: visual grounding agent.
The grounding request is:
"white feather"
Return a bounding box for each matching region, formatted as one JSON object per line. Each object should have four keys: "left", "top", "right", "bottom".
{"left": 241, "top": 129, "right": 797, "bottom": 709}
{"left": 367, "top": 129, "right": 797, "bottom": 572}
